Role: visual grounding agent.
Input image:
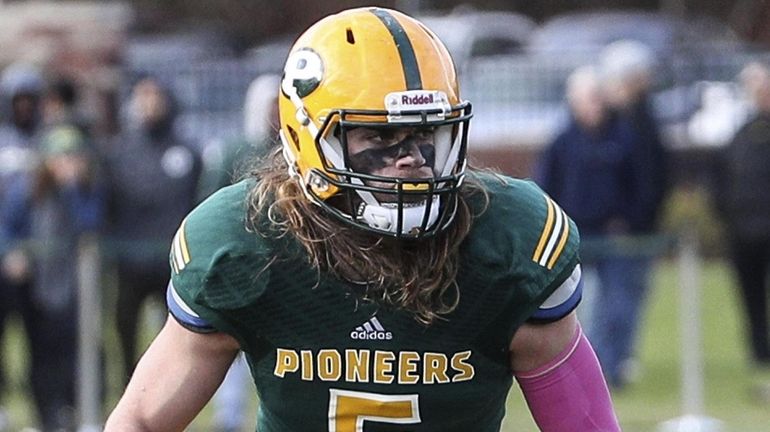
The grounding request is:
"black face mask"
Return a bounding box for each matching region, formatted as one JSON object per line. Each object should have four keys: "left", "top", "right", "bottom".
{"left": 347, "top": 135, "right": 436, "bottom": 174}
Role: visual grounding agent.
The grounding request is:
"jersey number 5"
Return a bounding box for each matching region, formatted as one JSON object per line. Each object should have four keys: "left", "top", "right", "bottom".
{"left": 328, "top": 389, "right": 420, "bottom": 432}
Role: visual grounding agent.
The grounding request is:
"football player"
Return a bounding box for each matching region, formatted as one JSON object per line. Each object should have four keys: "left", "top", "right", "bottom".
{"left": 105, "top": 7, "right": 620, "bottom": 432}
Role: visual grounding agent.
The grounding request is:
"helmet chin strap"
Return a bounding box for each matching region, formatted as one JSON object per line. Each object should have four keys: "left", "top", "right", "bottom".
{"left": 356, "top": 193, "right": 441, "bottom": 236}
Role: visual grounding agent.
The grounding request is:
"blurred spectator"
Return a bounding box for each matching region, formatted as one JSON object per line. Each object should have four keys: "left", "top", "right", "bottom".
{"left": 0, "top": 63, "right": 44, "bottom": 211}
{"left": 197, "top": 73, "right": 281, "bottom": 201}
{"left": 1, "top": 125, "right": 105, "bottom": 430}
{"left": 536, "top": 62, "right": 664, "bottom": 389}
{"left": 537, "top": 65, "right": 634, "bottom": 237}
{"left": 598, "top": 40, "right": 668, "bottom": 234}
{"left": 0, "top": 62, "right": 44, "bottom": 430}
{"left": 242, "top": 73, "right": 281, "bottom": 151}
{"left": 206, "top": 73, "right": 280, "bottom": 432}
{"left": 599, "top": 40, "right": 668, "bottom": 230}
{"left": 104, "top": 76, "right": 202, "bottom": 383}
{"left": 600, "top": 40, "right": 668, "bottom": 384}
{"left": 41, "top": 77, "right": 93, "bottom": 138}
{"left": 715, "top": 61, "right": 770, "bottom": 369}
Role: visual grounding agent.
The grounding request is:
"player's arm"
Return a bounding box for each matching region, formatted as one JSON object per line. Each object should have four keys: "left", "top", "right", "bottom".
{"left": 104, "top": 316, "right": 240, "bottom": 432}
{"left": 510, "top": 311, "right": 620, "bottom": 432}
{"left": 510, "top": 310, "right": 579, "bottom": 372}
{"left": 505, "top": 186, "right": 618, "bottom": 430}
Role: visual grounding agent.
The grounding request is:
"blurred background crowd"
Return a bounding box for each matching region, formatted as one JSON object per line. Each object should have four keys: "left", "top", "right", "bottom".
{"left": 0, "top": 0, "right": 770, "bottom": 431}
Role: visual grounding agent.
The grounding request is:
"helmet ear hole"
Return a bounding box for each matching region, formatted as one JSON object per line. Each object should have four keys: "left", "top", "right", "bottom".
{"left": 346, "top": 28, "right": 356, "bottom": 44}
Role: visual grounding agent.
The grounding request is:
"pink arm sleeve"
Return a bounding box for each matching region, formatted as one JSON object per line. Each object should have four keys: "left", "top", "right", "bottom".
{"left": 514, "top": 324, "right": 621, "bottom": 432}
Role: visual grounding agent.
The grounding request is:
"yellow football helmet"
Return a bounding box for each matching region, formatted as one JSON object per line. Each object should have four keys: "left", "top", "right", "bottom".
{"left": 278, "top": 7, "right": 472, "bottom": 238}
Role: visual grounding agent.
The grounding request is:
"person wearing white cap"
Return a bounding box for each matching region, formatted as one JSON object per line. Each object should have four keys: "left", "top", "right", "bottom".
{"left": 587, "top": 39, "right": 669, "bottom": 388}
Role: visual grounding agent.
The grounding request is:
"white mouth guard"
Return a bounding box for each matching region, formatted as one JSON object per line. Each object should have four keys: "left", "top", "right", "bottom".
{"left": 357, "top": 196, "right": 441, "bottom": 235}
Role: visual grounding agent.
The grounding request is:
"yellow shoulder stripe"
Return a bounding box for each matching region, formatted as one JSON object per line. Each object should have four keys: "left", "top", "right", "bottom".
{"left": 532, "top": 196, "right": 570, "bottom": 270}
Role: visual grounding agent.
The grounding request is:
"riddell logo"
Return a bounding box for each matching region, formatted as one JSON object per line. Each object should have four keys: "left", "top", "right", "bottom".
{"left": 350, "top": 317, "right": 393, "bottom": 340}
{"left": 401, "top": 94, "right": 434, "bottom": 105}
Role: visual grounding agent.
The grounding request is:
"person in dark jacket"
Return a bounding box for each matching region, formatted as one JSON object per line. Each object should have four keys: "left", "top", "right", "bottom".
{"left": 600, "top": 40, "right": 668, "bottom": 235}
{"left": 537, "top": 63, "right": 663, "bottom": 388}
{"left": 0, "top": 62, "right": 45, "bottom": 429}
{"left": 596, "top": 40, "right": 668, "bottom": 389}
{"left": 104, "top": 76, "right": 202, "bottom": 383}
{"left": 716, "top": 62, "right": 770, "bottom": 369}
{"left": 1, "top": 125, "right": 105, "bottom": 430}
{"left": 538, "top": 66, "right": 637, "bottom": 236}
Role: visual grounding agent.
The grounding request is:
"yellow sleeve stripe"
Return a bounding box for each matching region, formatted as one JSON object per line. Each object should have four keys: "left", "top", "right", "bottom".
{"left": 533, "top": 196, "right": 570, "bottom": 269}
{"left": 532, "top": 197, "right": 555, "bottom": 263}
{"left": 178, "top": 219, "right": 191, "bottom": 263}
{"left": 170, "top": 254, "right": 180, "bottom": 275}
{"left": 171, "top": 219, "right": 191, "bottom": 274}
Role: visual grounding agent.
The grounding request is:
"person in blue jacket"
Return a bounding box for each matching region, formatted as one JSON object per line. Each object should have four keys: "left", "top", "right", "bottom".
{"left": 537, "top": 63, "right": 665, "bottom": 388}
{"left": 1, "top": 125, "right": 105, "bottom": 430}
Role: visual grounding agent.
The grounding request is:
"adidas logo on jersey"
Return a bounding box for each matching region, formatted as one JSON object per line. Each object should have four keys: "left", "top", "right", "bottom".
{"left": 350, "top": 316, "right": 392, "bottom": 340}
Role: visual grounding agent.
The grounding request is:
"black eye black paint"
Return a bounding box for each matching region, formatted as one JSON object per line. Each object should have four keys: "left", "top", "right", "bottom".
{"left": 348, "top": 136, "right": 435, "bottom": 174}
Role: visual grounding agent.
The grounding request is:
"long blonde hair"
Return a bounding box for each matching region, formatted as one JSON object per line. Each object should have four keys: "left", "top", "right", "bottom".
{"left": 244, "top": 147, "right": 489, "bottom": 325}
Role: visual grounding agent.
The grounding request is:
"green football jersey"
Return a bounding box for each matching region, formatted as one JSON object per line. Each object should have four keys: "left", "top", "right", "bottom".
{"left": 168, "top": 173, "right": 580, "bottom": 432}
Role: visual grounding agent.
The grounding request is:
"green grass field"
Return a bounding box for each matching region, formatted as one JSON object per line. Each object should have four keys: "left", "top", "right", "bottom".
{"left": 500, "top": 259, "right": 770, "bottom": 432}
{"left": 2, "top": 259, "right": 769, "bottom": 431}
